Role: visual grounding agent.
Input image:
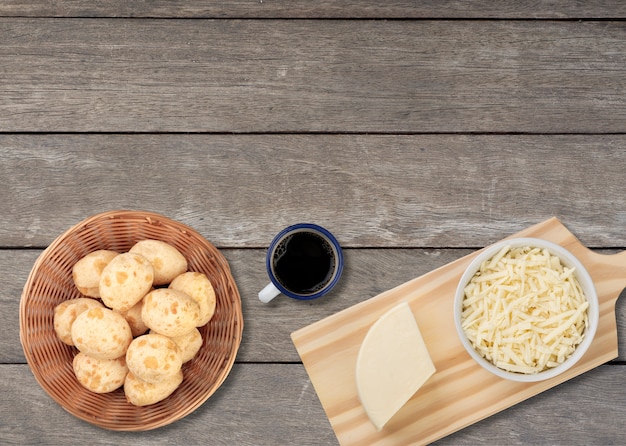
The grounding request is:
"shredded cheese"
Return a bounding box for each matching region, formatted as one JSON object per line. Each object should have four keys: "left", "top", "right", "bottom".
{"left": 461, "top": 245, "right": 589, "bottom": 375}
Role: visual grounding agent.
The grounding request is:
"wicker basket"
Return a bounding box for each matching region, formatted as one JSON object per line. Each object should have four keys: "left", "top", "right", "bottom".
{"left": 19, "top": 210, "right": 244, "bottom": 431}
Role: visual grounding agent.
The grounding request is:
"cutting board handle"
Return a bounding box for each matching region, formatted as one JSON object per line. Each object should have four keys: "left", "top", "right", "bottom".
{"left": 608, "top": 249, "right": 626, "bottom": 274}
{"left": 586, "top": 248, "right": 626, "bottom": 304}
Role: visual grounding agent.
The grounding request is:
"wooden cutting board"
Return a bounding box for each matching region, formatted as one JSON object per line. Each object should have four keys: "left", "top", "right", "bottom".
{"left": 291, "top": 218, "right": 626, "bottom": 445}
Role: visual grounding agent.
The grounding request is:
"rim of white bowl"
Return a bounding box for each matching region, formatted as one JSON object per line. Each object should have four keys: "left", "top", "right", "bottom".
{"left": 453, "top": 237, "right": 599, "bottom": 382}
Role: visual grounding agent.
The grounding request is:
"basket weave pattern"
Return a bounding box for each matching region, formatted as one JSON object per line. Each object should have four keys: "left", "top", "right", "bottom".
{"left": 20, "top": 210, "right": 244, "bottom": 431}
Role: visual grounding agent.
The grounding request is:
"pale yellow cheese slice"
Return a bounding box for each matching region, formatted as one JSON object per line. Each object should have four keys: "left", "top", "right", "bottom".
{"left": 356, "top": 301, "right": 436, "bottom": 431}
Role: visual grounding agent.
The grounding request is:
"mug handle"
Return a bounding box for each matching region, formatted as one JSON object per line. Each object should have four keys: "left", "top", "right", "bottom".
{"left": 259, "top": 282, "right": 281, "bottom": 303}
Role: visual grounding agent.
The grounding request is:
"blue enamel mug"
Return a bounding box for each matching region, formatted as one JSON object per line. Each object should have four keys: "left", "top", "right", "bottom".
{"left": 258, "top": 223, "right": 343, "bottom": 303}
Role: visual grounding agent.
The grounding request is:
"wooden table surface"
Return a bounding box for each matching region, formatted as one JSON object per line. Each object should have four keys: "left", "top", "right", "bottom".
{"left": 2, "top": 3, "right": 625, "bottom": 445}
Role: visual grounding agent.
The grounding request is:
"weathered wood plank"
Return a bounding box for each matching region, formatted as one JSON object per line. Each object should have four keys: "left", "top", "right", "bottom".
{"left": 1, "top": 363, "right": 625, "bottom": 445}
{"left": 0, "top": 363, "right": 336, "bottom": 445}
{"left": 437, "top": 365, "right": 626, "bottom": 445}
{"left": 5, "top": 248, "right": 625, "bottom": 364}
{"left": 1, "top": 134, "right": 626, "bottom": 248}
{"left": 1, "top": 250, "right": 40, "bottom": 363}
{"left": 1, "top": 19, "right": 625, "bottom": 133}
{"left": 1, "top": 1, "right": 625, "bottom": 19}
{"left": 1, "top": 248, "right": 474, "bottom": 363}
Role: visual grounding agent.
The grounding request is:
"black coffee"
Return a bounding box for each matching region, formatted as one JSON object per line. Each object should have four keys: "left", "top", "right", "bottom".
{"left": 272, "top": 231, "right": 335, "bottom": 295}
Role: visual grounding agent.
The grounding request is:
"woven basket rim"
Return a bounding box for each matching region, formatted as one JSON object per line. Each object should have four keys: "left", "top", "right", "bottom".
{"left": 20, "top": 210, "right": 244, "bottom": 431}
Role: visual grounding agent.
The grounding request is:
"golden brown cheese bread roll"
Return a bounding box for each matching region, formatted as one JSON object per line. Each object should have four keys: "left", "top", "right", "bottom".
{"left": 129, "top": 240, "right": 188, "bottom": 286}
{"left": 71, "top": 307, "right": 133, "bottom": 360}
{"left": 141, "top": 289, "right": 200, "bottom": 337}
{"left": 73, "top": 352, "right": 128, "bottom": 394}
{"left": 99, "top": 252, "right": 154, "bottom": 311}
{"left": 168, "top": 328, "right": 203, "bottom": 363}
{"left": 125, "top": 333, "right": 182, "bottom": 384}
{"left": 124, "top": 370, "right": 183, "bottom": 407}
{"left": 169, "top": 271, "right": 216, "bottom": 326}
{"left": 54, "top": 298, "right": 104, "bottom": 346}
{"left": 117, "top": 298, "right": 150, "bottom": 337}
{"left": 72, "top": 250, "right": 119, "bottom": 297}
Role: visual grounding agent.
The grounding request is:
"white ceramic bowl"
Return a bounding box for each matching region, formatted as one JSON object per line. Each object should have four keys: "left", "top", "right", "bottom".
{"left": 453, "top": 237, "right": 599, "bottom": 382}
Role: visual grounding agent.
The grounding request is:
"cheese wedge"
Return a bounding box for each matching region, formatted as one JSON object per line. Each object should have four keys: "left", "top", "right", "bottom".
{"left": 356, "top": 302, "right": 436, "bottom": 431}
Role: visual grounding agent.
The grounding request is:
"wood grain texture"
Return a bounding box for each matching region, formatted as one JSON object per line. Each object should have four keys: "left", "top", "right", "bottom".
{"left": 438, "top": 365, "right": 626, "bottom": 445}
{"left": 3, "top": 3, "right": 626, "bottom": 443}
{"left": 2, "top": 134, "right": 626, "bottom": 248}
{"left": 291, "top": 218, "right": 626, "bottom": 445}
{"left": 1, "top": 20, "right": 625, "bottom": 133}
{"left": 0, "top": 363, "right": 337, "bottom": 446}
{"left": 1, "top": 363, "right": 626, "bottom": 445}
{"left": 1, "top": 1, "right": 625, "bottom": 19}
{"left": 3, "top": 246, "right": 625, "bottom": 365}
